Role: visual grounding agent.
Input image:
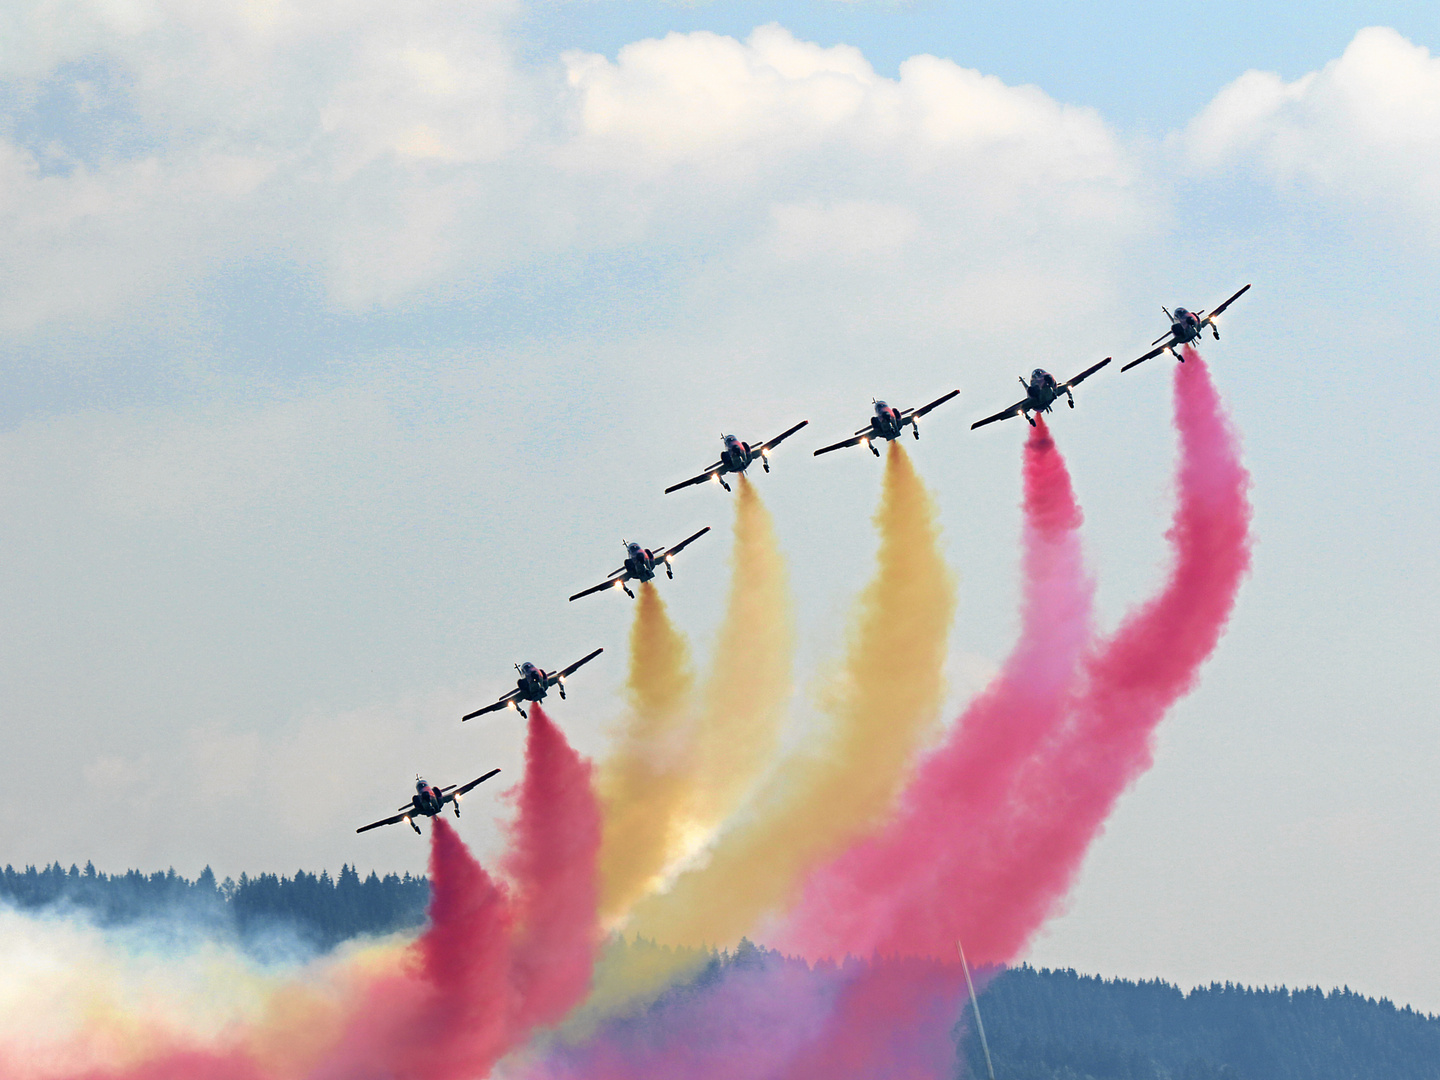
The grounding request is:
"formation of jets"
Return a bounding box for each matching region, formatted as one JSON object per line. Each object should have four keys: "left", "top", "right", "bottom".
{"left": 356, "top": 286, "right": 1250, "bottom": 835}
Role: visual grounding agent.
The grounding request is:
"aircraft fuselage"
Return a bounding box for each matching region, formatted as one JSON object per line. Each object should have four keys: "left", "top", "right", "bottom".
{"left": 1169, "top": 308, "right": 1203, "bottom": 345}
{"left": 870, "top": 401, "right": 906, "bottom": 441}
{"left": 720, "top": 435, "right": 754, "bottom": 474}
{"left": 516, "top": 662, "right": 550, "bottom": 703}
{"left": 625, "top": 543, "right": 659, "bottom": 582}
{"left": 410, "top": 782, "right": 444, "bottom": 817}
{"left": 1024, "top": 369, "right": 1063, "bottom": 413}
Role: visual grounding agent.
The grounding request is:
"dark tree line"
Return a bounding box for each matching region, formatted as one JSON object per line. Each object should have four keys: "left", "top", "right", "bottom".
{"left": 0, "top": 860, "right": 429, "bottom": 949}
{"left": 964, "top": 964, "right": 1440, "bottom": 1080}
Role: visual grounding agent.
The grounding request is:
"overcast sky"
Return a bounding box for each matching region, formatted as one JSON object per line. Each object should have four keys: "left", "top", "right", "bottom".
{"left": 1, "top": 0, "right": 1437, "bottom": 1012}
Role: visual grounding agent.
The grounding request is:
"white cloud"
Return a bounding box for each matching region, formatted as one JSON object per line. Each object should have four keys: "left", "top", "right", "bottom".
{"left": 1185, "top": 26, "right": 1440, "bottom": 229}
{"left": 0, "top": 15, "right": 1150, "bottom": 325}
{"left": 561, "top": 24, "right": 1128, "bottom": 189}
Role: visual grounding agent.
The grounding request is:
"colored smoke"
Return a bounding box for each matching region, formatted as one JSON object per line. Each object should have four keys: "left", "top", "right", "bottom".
{"left": 781, "top": 417, "right": 1093, "bottom": 961}
{"left": 686, "top": 475, "right": 794, "bottom": 848}
{"left": 3, "top": 707, "right": 603, "bottom": 1080}
{"left": 506, "top": 705, "right": 604, "bottom": 1033}
{"left": 957, "top": 347, "right": 1251, "bottom": 962}
{"left": 627, "top": 441, "right": 956, "bottom": 949}
{"left": 597, "top": 481, "right": 794, "bottom": 930}
{"left": 784, "top": 351, "right": 1250, "bottom": 964}
{"left": 598, "top": 582, "right": 696, "bottom": 923}
{"left": 530, "top": 944, "right": 965, "bottom": 1080}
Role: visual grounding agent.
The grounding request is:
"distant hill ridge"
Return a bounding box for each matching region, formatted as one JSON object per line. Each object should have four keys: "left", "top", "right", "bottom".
{"left": 0, "top": 859, "right": 429, "bottom": 948}
{"left": 4, "top": 863, "right": 1436, "bottom": 1078}
{"left": 972, "top": 961, "right": 1440, "bottom": 1080}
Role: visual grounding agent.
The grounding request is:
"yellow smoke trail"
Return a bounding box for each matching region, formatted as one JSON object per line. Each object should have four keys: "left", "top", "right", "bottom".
{"left": 597, "top": 481, "right": 794, "bottom": 925}
{"left": 686, "top": 474, "right": 793, "bottom": 837}
{"left": 578, "top": 478, "right": 795, "bottom": 1022}
{"left": 626, "top": 441, "right": 956, "bottom": 949}
{"left": 597, "top": 582, "right": 697, "bottom": 923}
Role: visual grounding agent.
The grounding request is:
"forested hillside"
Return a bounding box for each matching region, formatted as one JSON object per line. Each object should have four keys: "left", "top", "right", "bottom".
{"left": 0, "top": 860, "right": 427, "bottom": 948}
{"left": 968, "top": 963, "right": 1440, "bottom": 1080}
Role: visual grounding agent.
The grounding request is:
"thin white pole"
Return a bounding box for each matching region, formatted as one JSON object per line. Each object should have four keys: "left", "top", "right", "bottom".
{"left": 957, "top": 939, "right": 996, "bottom": 1080}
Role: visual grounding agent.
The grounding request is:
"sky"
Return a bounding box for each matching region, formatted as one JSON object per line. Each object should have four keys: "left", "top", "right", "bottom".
{"left": 0, "top": 0, "right": 1438, "bottom": 1012}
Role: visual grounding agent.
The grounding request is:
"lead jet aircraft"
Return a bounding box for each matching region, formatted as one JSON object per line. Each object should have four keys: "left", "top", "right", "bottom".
{"left": 356, "top": 770, "right": 500, "bottom": 835}
{"left": 1122, "top": 284, "right": 1251, "bottom": 371}
{"left": 569, "top": 527, "right": 712, "bottom": 600}
{"left": 971, "top": 358, "right": 1111, "bottom": 430}
{"left": 665, "top": 421, "right": 810, "bottom": 493}
{"left": 462, "top": 648, "right": 604, "bottom": 721}
{"left": 813, "top": 390, "right": 961, "bottom": 457}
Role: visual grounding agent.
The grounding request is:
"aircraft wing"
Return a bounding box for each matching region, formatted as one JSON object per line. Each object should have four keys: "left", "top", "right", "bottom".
{"left": 1122, "top": 344, "right": 1171, "bottom": 372}
{"left": 1060, "top": 356, "right": 1111, "bottom": 390}
{"left": 357, "top": 811, "right": 412, "bottom": 834}
{"left": 910, "top": 388, "right": 962, "bottom": 419}
{"left": 1208, "top": 283, "right": 1251, "bottom": 319}
{"left": 462, "top": 689, "right": 522, "bottom": 721}
{"left": 658, "top": 526, "right": 712, "bottom": 560}
{"left": 452, "top": 768, "right": 502, "bottom": 798}
{"left": 757, "top": 420, "right": 809, "bottom": 453}
{"left": 970, "top": 399, "right": 1029, "bottom": 430}
{"left": 814, "top": 433, "right": 868, "bottom": 456}
{"left": 554, "top": 647, "right": 604, "bottom": 682}
{"left": 664, "top": 462, "right": 724, "bottom": 494}
{"left": 569, "top": 575, "right": 627, "bottom": 602}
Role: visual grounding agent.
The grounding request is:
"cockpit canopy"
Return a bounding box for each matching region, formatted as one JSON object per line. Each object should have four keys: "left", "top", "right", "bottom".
{"left": 1031, "top": 368, "right": 1049, "bottom": 382}
{"left": 1173, "top": 307, "right": 1191, "bottom": 321}
{"left": 415, "top": 778, "right": 428, "bottom": 792}
{"left": 874, "top": 400, "right": 889, "bottom": 412}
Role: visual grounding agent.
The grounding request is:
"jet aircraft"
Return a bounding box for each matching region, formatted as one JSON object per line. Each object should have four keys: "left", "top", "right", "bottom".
{"left": 1123, "top": 284, "right": 1251, "bottom": 371}
{"left": 971, "top": 358, "right": 1111, "bottom": 430}
{"left": 569, "top": 527, "right": 712, "bottom": 600}
{"left": 356, "top": 769, "right": 500, "bottom": 835}
{"left": 462, "top": 648, "right": 604, "bottom": 721}
{"left": 813, "top": 390, "right": 961, "bottom": 457}
{"left": 665, "top": 420, "right": 810, "bottom": 493}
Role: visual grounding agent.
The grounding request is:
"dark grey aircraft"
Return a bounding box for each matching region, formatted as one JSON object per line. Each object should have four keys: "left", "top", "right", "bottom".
{"left": 665, "top": 421, "right": 810, "bottom": 493}
{"left": 813, "top": 390, "right": 961, "bottom": 457}
{"left": 356, "top": 770, "right": 500, "bottom": 835}
{"left": 1123, "top": 284, "right": 1251, "bottom": 371}
{"left": 569, "top": 527, "right": 712, "bottom": 600}
{"left": 971, "top": 358, "right": 1111, "bottom": 430}
{"left": 462, "top": 648, "right": 604, "bottom": 721}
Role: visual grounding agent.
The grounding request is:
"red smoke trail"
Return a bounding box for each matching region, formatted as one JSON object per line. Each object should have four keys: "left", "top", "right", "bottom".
{"left": 955, "top": 347, "right": 1251, "bottom": 963}
{"left": 19, "top": 707, "right": 602, "bottom": 1080}
{"left": 505, "top": 704, "right": 603, "bottom": 1033}
{"left": 317, "top": 704, "right": 601, "bottom": 1078}
{"left": 313, "top": 815, "right": 516, "bottom": 1080}
{"left": 780, "top": 417, "right": 1092, "bottom": 960}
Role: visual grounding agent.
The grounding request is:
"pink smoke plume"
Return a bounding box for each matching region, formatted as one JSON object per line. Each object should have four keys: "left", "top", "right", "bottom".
{"left": 779, "top": 417, "right": 1093, "bottom": 961}
{"left": 783, "top": 350, "right": 1250, "bottom": 965}
{"left": 505, "top": 704, "right": 604, "bottom": 1033}
{"left": 959, "top": 347, "right": 1251, "bottom": 963}
{"left": 529, "top": 947, "right": 966, "bottom": 1080}
{"left": 19, "top": 706, "right": 601, "bottom": 1080}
